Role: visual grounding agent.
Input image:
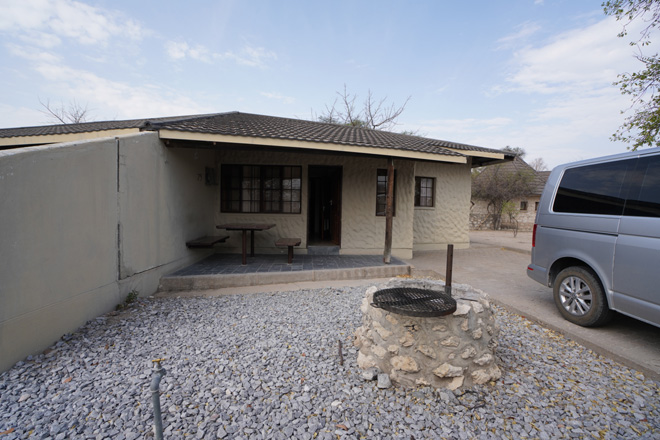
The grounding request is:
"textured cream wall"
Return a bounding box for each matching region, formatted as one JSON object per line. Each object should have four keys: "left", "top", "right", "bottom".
{"left": 215, "top": 151, "right": 416, "bottom": 258}
{"left": 413, "top": 161, "right": 472, "bottom": 250}
{"left": 0, "top": 133, "right": 217, "bottom": 372}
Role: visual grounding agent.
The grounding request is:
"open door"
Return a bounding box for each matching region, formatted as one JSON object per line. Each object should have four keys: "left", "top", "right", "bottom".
{"left": 307, "top": 166, "right": 342, "bottom": 246}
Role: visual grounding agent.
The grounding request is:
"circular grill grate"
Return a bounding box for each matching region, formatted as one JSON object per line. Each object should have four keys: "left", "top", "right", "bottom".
{"left": 371, "top": 287, "right": 457, "bottom": 317}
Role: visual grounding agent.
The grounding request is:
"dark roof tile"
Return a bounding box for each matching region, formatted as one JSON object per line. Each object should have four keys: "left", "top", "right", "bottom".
{"left": 0, "top": 111, "right": 508, "bottom": 161}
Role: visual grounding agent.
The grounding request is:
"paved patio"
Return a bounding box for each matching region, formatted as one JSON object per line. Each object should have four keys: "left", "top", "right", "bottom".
{"left": 159, "top": 253, "right": 411, "bottom": 291}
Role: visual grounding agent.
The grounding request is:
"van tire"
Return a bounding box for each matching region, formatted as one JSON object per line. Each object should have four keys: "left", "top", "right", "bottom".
{"left": 553, "top": 267, "right": 613, "bottom": 327}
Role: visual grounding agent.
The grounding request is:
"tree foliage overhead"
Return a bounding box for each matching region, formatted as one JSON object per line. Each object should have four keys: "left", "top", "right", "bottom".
{"left": 604, "top": 0, "right": 660, "bottom": 150}
{"left": 316, "top": 85, "right": 411, "bottom": 131}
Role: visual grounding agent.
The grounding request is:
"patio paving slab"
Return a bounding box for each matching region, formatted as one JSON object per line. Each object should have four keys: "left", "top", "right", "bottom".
{"left": 159, "top": 253, "right": 411, "bottom": 291}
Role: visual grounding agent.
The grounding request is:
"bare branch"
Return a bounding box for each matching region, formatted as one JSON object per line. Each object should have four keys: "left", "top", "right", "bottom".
{"left": 39, "top": 98, "right": 91, "bottom": 124}
{"left": 316, "top": 85, "right": 411, "bottom": 131}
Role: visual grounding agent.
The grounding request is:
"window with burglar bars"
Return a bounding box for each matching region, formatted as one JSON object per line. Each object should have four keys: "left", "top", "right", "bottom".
{"left": 221, "top": 165, "right": 302, "bottom": 214}
{"left": 376, "top": 169, "right": 396, "bottom": 216}
{"left": 415, "top": 176, "right": 435, "bottom": 207}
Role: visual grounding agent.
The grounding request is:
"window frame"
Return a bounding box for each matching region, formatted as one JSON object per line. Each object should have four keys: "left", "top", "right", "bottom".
{"left": 520, "top": 201, "right": 528, "bottom": 211}
{"left": 376, "top": 169, "right": 396, "bottom": 216}
{"left": 414, "top": 176, "right": 435, "bottom": 208}
{"left": 221, "top": 164, "right": 302, "bottom": 214}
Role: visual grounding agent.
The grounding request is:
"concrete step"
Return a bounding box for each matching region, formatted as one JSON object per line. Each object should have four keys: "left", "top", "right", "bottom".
{"left": 159, "top": 264, "right": 411, "bottom": 291}
{"left": 307, "top": 245, "right": 340, "bottom": 255}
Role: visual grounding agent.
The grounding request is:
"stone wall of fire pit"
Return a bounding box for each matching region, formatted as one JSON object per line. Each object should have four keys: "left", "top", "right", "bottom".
{"left": 354, "top": 279, "right": 501, "bottom": 390}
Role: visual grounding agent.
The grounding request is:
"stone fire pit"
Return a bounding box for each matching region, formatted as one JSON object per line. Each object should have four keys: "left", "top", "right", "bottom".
{"left": 354, "top": 279, "right": 501, "bottom": 390}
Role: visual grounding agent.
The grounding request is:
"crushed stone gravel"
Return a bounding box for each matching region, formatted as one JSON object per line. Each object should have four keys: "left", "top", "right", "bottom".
{"left": 1, "top": 283, "right": 659, "bottom": 439}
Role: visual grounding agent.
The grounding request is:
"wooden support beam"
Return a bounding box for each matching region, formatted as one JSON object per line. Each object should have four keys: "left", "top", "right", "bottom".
{"left": 383, "top": 157, "right": 394, "bottom": 264}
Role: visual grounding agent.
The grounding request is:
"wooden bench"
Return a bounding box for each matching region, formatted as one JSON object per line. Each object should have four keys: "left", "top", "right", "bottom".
{"left": 186, "top": 235, "right": 230, "bottom": 249}
{"left": 275, "top": 238, "right": 301, "bottom": 264}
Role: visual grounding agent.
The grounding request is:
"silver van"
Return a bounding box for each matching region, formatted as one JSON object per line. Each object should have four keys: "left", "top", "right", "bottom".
{"left": 527, "top": 147, "right": 660, "bottom": 328}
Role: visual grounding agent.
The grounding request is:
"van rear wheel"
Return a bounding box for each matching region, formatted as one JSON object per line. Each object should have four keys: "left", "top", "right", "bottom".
{"left": 553, "top": 267, "right": 613, "bottom": 327}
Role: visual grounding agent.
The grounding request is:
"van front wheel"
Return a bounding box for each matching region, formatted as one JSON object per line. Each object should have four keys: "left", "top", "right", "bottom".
{"left": 553, "top": 267, "right": 613, "bottom": 327}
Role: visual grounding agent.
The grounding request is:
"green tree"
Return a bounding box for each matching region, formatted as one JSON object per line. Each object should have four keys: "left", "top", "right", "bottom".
{"left": 471, "top": 158, "right": 536, "bottom": 230}
{"left": 604, "top": 0, "right": 660, "bottom": 149}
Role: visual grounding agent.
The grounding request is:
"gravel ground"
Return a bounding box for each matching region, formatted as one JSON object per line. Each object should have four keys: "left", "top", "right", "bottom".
{"left": 1, "top": 283, "right": 659, "bottom": 440}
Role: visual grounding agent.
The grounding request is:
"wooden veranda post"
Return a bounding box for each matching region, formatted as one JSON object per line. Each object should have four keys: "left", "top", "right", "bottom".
{"left": 383, "top": 157, "right": 394, "bottom": 264}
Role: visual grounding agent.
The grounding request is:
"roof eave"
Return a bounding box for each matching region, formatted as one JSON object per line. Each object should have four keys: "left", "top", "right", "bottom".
{"left": 157, "top": 129, "right": 468, "bottom": 164}
{"left": 0, "top": 128, "right": 141, "bottom": 148}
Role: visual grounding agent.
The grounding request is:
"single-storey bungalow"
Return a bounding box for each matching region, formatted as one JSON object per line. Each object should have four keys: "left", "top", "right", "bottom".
{"left": 0, "top": 111, "right": 512, "bottom": 372}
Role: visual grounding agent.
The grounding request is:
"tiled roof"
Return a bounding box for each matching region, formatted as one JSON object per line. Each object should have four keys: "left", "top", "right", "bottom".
{"left": 0, "top": 114, "right": 219, "bottom": 138}
{"left": 150, "top": 112, "right": 500, "bottom": 158}
{"left": 0, "top": 111, "right": 509, "bottom": 162}
{"left": 533, "top": 171, "right": 551, "bottom": 194}
{"left": 473, "top": 156, "right": 550, "bottom": 195}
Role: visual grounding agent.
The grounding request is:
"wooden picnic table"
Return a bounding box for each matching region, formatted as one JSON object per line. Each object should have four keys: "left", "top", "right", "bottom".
{"left": 217, "top": 223, "right": 276, "bottom": 265}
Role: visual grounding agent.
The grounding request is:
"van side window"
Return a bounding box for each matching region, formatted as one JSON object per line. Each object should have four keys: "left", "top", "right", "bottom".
{"left": 553, "top": 159, "right": 634, "bottom": 215}
{"left": 624, "top": 156, "right": 660, "bottom": 218}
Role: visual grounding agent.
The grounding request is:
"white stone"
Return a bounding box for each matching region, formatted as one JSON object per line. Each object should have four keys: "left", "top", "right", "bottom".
{"left": 391, "top": 356, "right": 420, "bottom": 372}
{"left": 399, "top": 332, "right": 414, "bottom": 347}
{"left": 472, "top": 328, "right": 483, "bottom": 339}
{"left": 366, "top": 286, "right": 378, "bottom": 296}
{"left": 460, "top": 346, "right": 477, "bottom": 359}
{"left": 471, "top": 365, "right": 502, "bottom": 384}
{"left": 385, "top": 314, "right": 399, "bottom": 325}
{"left": 416, "top": 345, "right": 437, "bottom": 359}
{"left": 432, "top": 324, "right": 448, "bottom": 332}
{"left": 372, "top": 345, "right": 387, "bottom": 359}
{"left": 360, "top": 297, "right": 370, "bottom": 314}
{"left": 433, "top": 363, "right": 464, "bottom": 378}
{"left": 453, "top": 302, "right": 471, "bottom": 316}
{"left": 373, "top": 321, "right": 391, "bottom": 339}
{"left": 447, "top": 376, "right": 465, "bottom": 391}
{"left": 387, "top": 345, "right": 399, "bottom": 355}
{"left": 471, "top": 302, "right": 484, "bottom": 314}
{"left": 440, "top": 336, "right": 460, "bottom": 347}
{"left": 461, "top": 318, "right": 469, "bottom": 332}
{"left": 473, "top": 353, "right": 493, "bottom": 366}
{"left": 357, "top": 352, "right": 376, "bottom": 369}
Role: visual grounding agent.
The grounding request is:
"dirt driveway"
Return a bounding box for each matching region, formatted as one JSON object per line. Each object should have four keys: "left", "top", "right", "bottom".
{"left": 406, "top": 230, "right": 660, "bottom": 381}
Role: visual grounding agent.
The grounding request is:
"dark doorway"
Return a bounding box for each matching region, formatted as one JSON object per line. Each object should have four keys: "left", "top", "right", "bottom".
{"left": 308, "top": 166, "right": 342, "bottom": 246}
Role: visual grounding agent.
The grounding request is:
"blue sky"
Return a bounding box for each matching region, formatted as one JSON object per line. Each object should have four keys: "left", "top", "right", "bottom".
{"left": 0, "top": 0, "right": 653, "bottom": 168}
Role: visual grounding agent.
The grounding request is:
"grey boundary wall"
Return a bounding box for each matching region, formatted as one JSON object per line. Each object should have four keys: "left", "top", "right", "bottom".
{"left": 0, "top": 132, "right": 216, "bottom": 372}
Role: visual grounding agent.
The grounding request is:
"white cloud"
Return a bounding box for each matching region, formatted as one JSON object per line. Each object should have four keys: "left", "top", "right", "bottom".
{"left": 260, "top": 92, "right": 295, "bottom": 105}
{"left": 496, "top": 22, "right": 541, "bottom": 49}
{"left": 418, "top": 117, "right": 514, "bottom": 140}
{"left": 0, "top": 0, "right": 144, "bottom": 46}
{"left": 165, "top": 40, "right": 277, "bottom": 68}
{"left": 31, "top": 61, "right": 208, "bottom": 119}
{"left": 505, "top": 17, "right": 641, "bottom": 94}
{"left": 165, "top": 41, "right": 212, "bottom": 63}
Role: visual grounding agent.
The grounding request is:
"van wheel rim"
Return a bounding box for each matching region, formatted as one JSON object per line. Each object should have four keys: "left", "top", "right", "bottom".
{"left": 559, "top": 276, "right": 592, "bottom": 316}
